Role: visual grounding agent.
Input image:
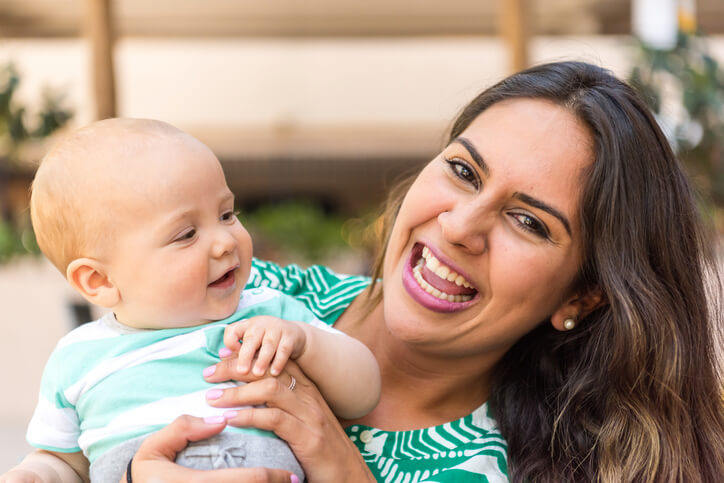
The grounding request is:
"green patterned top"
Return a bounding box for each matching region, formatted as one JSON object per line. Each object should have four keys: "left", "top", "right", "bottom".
{"left": 247, "top": 259, "right": 509, "bottom": 482}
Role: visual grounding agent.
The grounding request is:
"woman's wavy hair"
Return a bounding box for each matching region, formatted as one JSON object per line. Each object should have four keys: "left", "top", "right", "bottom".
{"left": 366, "top": 61, "right": 724, "bottom": 482}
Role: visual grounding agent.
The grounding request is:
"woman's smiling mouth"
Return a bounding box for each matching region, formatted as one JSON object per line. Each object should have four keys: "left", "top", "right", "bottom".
{"left": 402, "top": 243, "right": 479, "bottom": 312}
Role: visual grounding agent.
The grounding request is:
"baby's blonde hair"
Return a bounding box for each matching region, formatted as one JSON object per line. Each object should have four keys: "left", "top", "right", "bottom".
{"left": 30, "top": 118, "right": 189, "bottom": 274}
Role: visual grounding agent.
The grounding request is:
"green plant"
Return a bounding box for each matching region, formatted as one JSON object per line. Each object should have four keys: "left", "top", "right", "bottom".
{"left": 629, "top": 31, "right": 724, "bottom": 230}
{"left": 0, "top": 62, "right": 73, "bottom": 261}
{"left": 241, "top": 201, "right": 374, "bottom": 266}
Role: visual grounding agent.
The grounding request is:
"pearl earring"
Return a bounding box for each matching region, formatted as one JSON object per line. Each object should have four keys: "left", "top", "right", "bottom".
{"left": 563, "top": 318, "right": 576, "bottom": 330}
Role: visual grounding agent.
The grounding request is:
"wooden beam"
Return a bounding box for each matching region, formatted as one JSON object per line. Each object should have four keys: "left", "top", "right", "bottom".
{"left": 84, "top": 0, "right": 116, "bottom": 119}
{"left": 500, "top": 0, "right": 530, "bottom": 73}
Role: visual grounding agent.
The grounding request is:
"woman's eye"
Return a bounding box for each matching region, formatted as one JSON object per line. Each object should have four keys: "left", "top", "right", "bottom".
{"left": 446, "top": 158, "right": 479, "bottom": 189}
{"left": 510, "top": 213, "right": 549, "bottom": 239}
{"left": 175, "top": 229, "right": 196, "bottom": 242}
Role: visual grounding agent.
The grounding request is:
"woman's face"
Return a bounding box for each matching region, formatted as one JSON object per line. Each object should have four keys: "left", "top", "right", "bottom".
{"left": 382, "top": 98, "right": 593, "bottom": 360}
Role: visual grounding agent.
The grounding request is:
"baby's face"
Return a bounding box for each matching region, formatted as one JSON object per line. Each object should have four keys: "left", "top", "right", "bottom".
{"left": 102, "top": 136, "right": 252, "bottom": 329}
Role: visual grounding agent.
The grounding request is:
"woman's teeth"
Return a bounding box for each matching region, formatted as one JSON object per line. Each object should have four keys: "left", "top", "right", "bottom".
{"left": 413, "top": 247, "right": 474, "bottom": 303}
{"left": 421, "top": 247, "right": 473, "bottom": 288}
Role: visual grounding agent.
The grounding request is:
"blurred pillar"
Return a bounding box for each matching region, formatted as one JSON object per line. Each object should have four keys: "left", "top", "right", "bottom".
{"left": 84, "top": 0, "right": 116, "bottom": 119}
{"left": 500, "top": 0, "right": 530, "bottom": 73}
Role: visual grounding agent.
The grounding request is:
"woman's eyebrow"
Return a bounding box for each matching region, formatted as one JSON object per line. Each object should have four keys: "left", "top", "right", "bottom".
{"left": 452, "top": 136, "right": 572, "bottom": 236}
{"left": 514, "top": 192, "right": 572, "bottom": 236}
{"left": 452, "top": 137, "right": 490, "bottom": 177}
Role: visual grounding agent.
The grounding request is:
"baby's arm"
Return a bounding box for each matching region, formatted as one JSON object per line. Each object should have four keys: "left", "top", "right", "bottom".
{"left": 1, "top": 450, "right": 87, "bottom": 483}
{"left": 224, "top": 316, "right": 381, "bottom": 419}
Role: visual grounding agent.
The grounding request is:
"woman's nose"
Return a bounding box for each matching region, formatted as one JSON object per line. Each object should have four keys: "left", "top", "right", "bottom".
{"left": 437, "top": 202, "right": 489, "bottom": 254}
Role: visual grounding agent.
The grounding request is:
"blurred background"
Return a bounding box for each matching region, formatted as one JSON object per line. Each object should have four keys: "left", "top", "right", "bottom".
{"left": 1, "top": 0, "right": 723, "bottom": 471}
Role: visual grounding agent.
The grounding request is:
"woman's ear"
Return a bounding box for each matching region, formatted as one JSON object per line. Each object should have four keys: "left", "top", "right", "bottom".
{"left": 66, "top": 258, "right": 120, "bottom": 308}
{"left": 550, "top": 287, "right": 607, "bottom": 331}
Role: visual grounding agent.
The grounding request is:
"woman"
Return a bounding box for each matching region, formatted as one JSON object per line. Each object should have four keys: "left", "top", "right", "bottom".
{"left": 129, "top": 61, "right": 722, "bottom": 481}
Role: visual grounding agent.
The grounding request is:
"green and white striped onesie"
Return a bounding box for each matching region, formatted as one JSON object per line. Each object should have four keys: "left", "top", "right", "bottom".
{"left": 247, "top": 258, "right": 509, "bottom": 483}
{"left": 26, "top": 286, "right": 329, "bottom": 465}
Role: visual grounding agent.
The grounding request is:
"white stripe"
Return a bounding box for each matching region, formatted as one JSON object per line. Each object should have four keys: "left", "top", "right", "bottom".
{"left": 307, "top": 269, "right": 323, "bottom": 294}
{"left": 64, "top": 328, "right": 209, "bottom": 405}
{"left": 458, "top": 415, "right": 484, "bottom": 439}
{"left": 79, "top": 382, "right": 243, "bottom": 450}
{"left": 55, "top": 316, "right": 119, "bottom": 349}
{"left": 413, "top": 430, "right": 442, "bottom": 455}
{"left": 26, "top": 397, "right": 80, "bottom": 450}
{"left": 309, "top": 266, "right": 330, "bottom": 291}
{"left": 428, "top": 426, "right": 456, "bottom": 449}
{"left": 396, "top": 431, "right": 417, "bottom": 459}
{"left": 449, "top": 452, "right": 508, "bottom": 482}
{"left": 470, "top": 402, "right": 498, "bottom": 432}
{"left": 441, "top": 422, "right": 468, "bottom": 443}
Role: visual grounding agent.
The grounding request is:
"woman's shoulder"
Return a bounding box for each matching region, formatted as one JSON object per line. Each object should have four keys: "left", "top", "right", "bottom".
{"left": 345, "top": 402, "right": 509, "bottom": 482}
{"left": 247, "top": 258, "right": 371, "bottom": 325}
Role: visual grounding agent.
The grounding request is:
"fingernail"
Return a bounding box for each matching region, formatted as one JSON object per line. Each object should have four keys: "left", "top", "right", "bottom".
{"left": 291, "top": 475, "right": 300, "bottom": 483}
{"left": 223, "top": 410, "right": 238, "bottom": 419}
{"left": 203, "top": 365, "right": 216, "bottom": 377}
{"left": 206, "top": 389, "right": 223, "bottom": 400}
{"left": 219, "top": 347, "right": 233, "bottom": 358}
{"left": 204, "top": 416, "right": 225, "bottom": 424}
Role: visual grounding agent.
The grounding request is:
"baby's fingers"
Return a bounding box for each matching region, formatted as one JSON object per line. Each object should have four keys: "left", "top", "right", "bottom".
{"left": 223, "top": 321, "right": 248, "bottom": 352}
{"left": 236, "top": 325, "right": 271, "bottom": 374}
{"left": 269, "top": 332, "right": 296, "bottom": 376}
{"left": 252, "top": 330, "right": 282, "bottom": 376}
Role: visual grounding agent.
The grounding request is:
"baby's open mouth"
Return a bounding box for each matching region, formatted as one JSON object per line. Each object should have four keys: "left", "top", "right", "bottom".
{"left": 411, "top": 245, "right": 477, "bottom": 302}
{"left": 209, "top": 268, "right": 235, "bottom": 287}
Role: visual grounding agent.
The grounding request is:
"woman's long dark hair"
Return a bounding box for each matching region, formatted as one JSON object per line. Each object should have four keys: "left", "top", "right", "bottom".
{"left": 368, "top": 62, "right": 724, "bottom": 482}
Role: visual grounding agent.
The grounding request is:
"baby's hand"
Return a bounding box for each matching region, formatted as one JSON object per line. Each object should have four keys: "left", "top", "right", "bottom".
{"left": 223, "top": 316, "right": 307, "bottom": 377}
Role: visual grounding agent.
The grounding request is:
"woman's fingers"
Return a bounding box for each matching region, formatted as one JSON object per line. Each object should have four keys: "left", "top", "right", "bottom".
{"left": 125, "top": 415, "right": 296, "bottom": 483}
{"left": 206, "top": 374, "right": 296, "bottom": 408}
{"left": 139, "top": 414, "right": 227, "bottom": 461}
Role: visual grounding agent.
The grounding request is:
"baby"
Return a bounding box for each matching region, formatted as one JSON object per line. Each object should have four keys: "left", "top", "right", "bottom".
{"left": 2, "top": 119, "right": 381, "bottom": 482}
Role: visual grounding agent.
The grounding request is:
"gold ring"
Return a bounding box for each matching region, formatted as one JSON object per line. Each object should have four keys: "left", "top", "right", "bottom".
{"left": 288, "top": 375, "right": 296, "bottom": 392}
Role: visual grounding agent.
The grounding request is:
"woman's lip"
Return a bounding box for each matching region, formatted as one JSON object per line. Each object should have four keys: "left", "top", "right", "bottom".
{"left": 401, "top": 244, "right": 479, "bottom": 313}
{"left": 420, "top": 242, "right": 476, "bottom": 290}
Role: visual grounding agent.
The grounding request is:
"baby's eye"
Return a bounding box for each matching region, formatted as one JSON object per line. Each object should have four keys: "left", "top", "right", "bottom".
{"left": 220, "top": 210, "right": 237, "bottom": 222}
{"left": 175, "top": 228, "right": 196, "bottom": 242}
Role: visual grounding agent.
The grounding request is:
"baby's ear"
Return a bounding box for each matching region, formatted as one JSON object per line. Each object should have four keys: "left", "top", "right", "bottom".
{"left": 66, "top": 258, "right": 120, "bottom": 308}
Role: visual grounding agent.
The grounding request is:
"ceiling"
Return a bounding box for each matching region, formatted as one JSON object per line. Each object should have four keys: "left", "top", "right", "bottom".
{"left": 0, "top": 0, "right": 629, "bottom": 38}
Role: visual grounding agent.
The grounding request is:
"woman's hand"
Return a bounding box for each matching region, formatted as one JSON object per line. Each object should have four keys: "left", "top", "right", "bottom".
{"left": 121, "top": 415, "right": 297, "bottom": 483}
{"left": 204, "top": 358, "right": 376, "bottom": 482}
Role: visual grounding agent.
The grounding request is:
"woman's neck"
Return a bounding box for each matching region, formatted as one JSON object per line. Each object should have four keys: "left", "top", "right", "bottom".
{"left": 336, "top": 297, "right": 495, "bottom": 431}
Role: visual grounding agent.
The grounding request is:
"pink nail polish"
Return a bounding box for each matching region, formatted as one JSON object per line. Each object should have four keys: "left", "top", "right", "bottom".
{"left": 219, "top": 347, "right": 233, "bottom": 358}
{"left": 291, "top": 475, "right": 300, "bottom": 483}
{"left": 203, "top": 365, "right": 216, "bottom": 377}
{"left": 204, "top": 416, "right": 225, "bottom": 424}
{"left": 206, "top": 389, "right": 223, "bottom": 400}
{"left": 223, "top": 410, "right": 238, "bottom": 419}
